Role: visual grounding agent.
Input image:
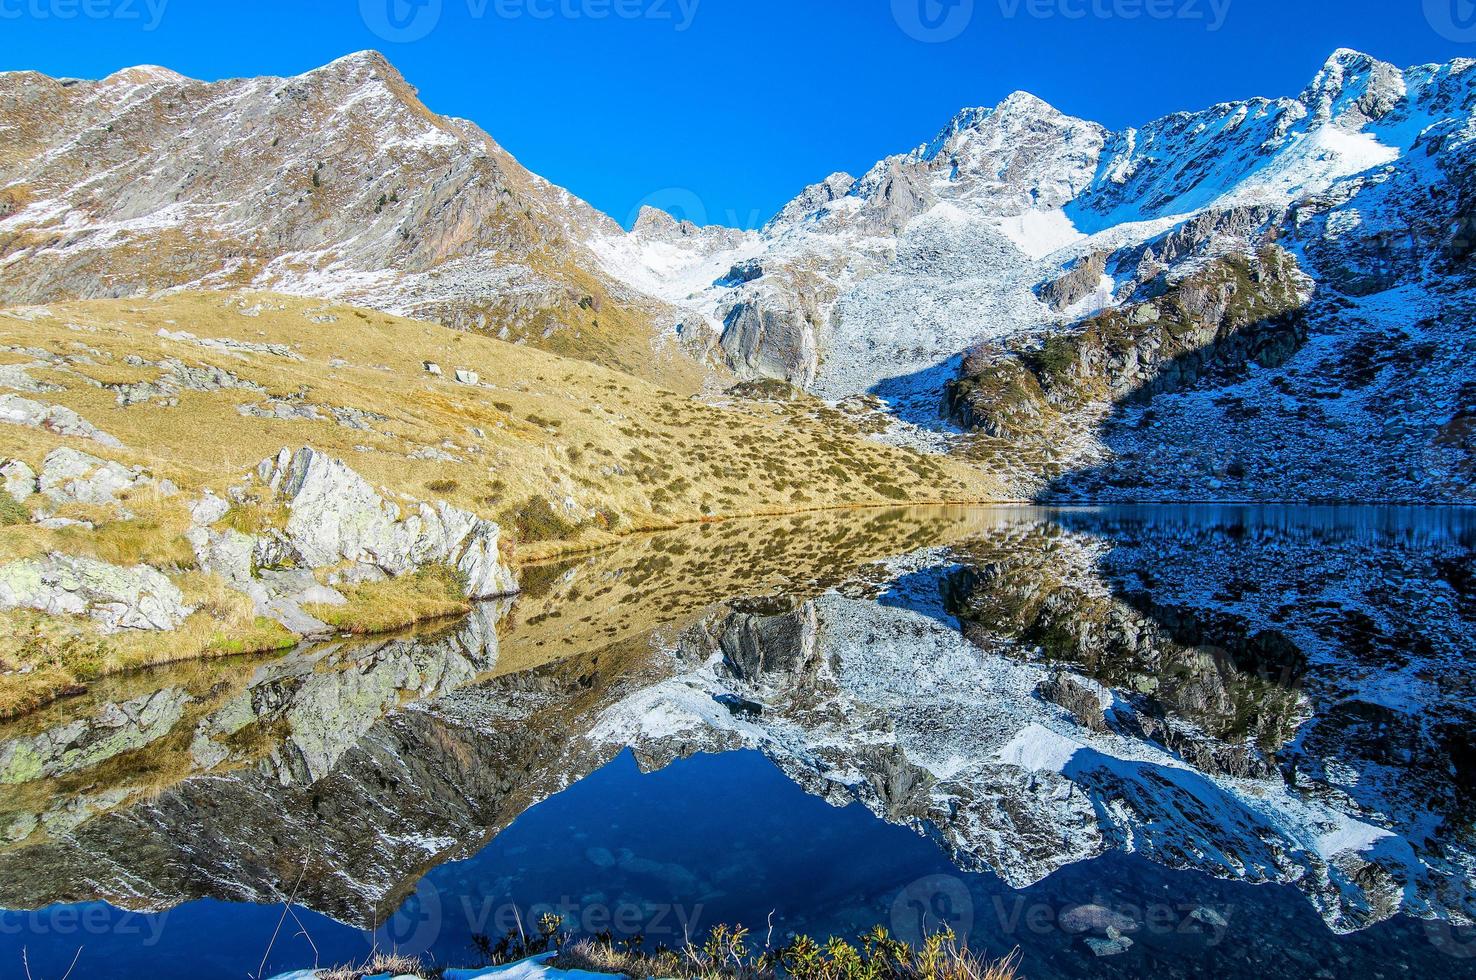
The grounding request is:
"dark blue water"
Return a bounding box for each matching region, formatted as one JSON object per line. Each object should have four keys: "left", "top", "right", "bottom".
{"left": 5, "top": 748, "right": 1471, "bottom": 979}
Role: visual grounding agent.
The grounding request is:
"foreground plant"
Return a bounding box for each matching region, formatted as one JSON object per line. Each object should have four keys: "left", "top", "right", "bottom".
{"left": 308, "top": 917, "right": 1018, "bottom": 980}
{"left": 550, "top": 922, "right": 1019, "bottom": 980}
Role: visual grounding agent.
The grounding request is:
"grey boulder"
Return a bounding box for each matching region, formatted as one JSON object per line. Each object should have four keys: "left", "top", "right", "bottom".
{"left": 0, "top": 554, "right": 193, "bottom": 632}
{"left": 258, "top": 447, "right": 518, "bottom": 599}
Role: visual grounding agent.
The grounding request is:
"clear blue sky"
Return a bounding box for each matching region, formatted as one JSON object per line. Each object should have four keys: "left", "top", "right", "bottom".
{"left": 4, "top": 0, "right": 1472, "bottom": 227}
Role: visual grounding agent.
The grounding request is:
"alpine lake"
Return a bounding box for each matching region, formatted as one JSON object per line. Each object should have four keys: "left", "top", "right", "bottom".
{"left": 2, "top": 504, "right": 1473, "bottom": 979}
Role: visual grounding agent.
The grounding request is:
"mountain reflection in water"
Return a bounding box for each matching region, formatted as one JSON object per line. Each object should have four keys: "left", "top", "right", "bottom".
{"left": 0, "top": 505, "right": 1472, "bottom": 979}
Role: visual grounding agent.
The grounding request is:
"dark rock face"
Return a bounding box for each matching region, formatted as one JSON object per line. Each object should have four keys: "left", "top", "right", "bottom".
{"left": 717, "top": 597, "right": 819, "bottom": 683}
{"left": 718, "top": 299, "right": 818, "bottom": 386}
{"left": 717, "top": 259, "right": 764, "bottom": 287}
{"left": 1038, "top": 252, "right": 1109, "bottom": 313}
{"left": 945, "top": 247, "right": 1309, "bottom": 442}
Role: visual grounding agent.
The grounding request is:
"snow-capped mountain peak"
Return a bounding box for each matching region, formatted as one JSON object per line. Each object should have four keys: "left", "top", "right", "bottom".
{"left": 593, "top": 48, "right": 1474, "bottom": 421}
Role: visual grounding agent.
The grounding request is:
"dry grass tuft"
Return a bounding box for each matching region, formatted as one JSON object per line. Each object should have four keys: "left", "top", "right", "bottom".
{"left": 0, "top": 489, "right": 27, "bottom": 526}
{"left": 305, "top": 563, "right": 470, "bottom": 634}
{"left": 317, "top": 951, "right": 432, "bottom": 980}
{"left": 546, "top": 923, "right": 1021, "bottom": 980}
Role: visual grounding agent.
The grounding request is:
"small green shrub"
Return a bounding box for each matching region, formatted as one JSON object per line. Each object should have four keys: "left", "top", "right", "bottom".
{"left": 0, "top": 490, "right": 28, "bottom": 526}
{"left": 499, "top": 496, "right": 580, "bottom": 543}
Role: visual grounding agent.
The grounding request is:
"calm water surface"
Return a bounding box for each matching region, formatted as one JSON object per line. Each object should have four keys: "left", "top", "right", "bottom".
{"left": 1, "top": 505, "right": 1473, "bottom": 978}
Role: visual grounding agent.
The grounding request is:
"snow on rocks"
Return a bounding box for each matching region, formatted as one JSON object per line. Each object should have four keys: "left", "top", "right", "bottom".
{"left": 270, "top": 951, "right": 616, "bottom": 980}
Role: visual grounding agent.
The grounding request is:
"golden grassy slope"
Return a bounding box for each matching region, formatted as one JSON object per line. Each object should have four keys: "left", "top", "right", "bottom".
{"left": 0, "top": 291, "right": 997, "bottom": 543}
{"left": 0, "top": 291, "right": 1000, "bottom": 714}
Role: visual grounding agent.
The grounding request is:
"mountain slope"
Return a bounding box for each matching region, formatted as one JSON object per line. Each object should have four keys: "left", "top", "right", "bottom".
{"left": 0, "top": 53, "right": 704, "bottom": 388}
{"left": 4, "top": 49, "right": 1474, "bottom": 502}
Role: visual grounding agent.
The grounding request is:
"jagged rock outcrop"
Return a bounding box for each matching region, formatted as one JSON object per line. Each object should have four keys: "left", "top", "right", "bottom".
{"left": 1039, "top": 251, "right": 1109, "bottom": 312}
{"left": 945, "top": 247, "right": 1310, "bottom": 441}
{"left": 598, "top": 50, "right": 1476, "bottom": 503}
{"left": 36, "top": 447, "right": 176, "bottom": 512}
{"left": 178, "top": 447, "right": 519, "bottom": 636}
{"left": 254, "top": 447, "right": 517, "bottom": 600}
{"left": 0, "top": 599, "right": 507, "bottom": 866}
{"left": 718, "top": 300, "right": 820, "bottom": 386}
{"left": 0, "top": 687, "right": 190, "bottom": 785}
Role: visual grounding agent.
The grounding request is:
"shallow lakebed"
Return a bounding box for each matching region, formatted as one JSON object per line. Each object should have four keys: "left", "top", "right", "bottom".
{"left": 1, "top": 505, "right": 1473, "bottom": 978}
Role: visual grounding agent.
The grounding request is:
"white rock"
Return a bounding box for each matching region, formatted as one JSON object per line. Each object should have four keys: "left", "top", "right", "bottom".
{"left": 186, "top": 526, "right": 257, "bottom": 583}
{"left": 0, "top": 395, "right": 122, "bottom": 447}
{"left": 259, "top": 447, "right": 518, "bottom": 599}
{"left": 454, "top": 369, "right": 479, "bottom": 385}
{"left": 1, "top": 459, "right": 37, "bottom": 501}
{"left": 38, "top": 448, "right": 139, "bottom": 508}
{"left": 190, "top": 492, "right": 232, "bottom": 527}
{"left": 0, "top": 554, "right": 192, "bottom": 632}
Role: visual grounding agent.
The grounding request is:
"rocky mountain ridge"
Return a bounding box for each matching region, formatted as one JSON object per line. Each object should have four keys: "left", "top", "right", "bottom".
{"left": 607, "top": 49, "right": 1476, "bottom": 499}
{"left": 3, "top": 49, "right": 1474, "bottom": 500}
{"left": 0, "top": 52, "right": 701, "bottom": 387}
